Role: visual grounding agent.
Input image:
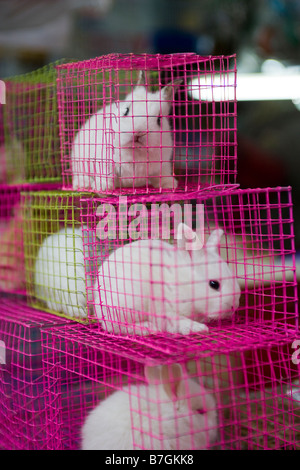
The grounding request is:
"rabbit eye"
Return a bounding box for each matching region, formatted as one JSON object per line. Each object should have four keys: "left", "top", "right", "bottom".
{"left": 157, "top": 116, "right": 162, "bottom": 126}
{"left": 123, "top": 106, "right": 130, "bottom": 116}
{"left": 196, "top": 408, "right": 205, "bottom": 414}
{"left": 209, "top": 280, "right": 220, "bottom": 291}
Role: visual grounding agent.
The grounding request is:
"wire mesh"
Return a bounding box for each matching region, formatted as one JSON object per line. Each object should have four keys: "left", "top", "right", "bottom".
{"left": 41, "top": 322, "right": 300, "bottom": 450}
{"left": 56, "top": 53, "right": 237, "bottom": 194}
{"left": 0, "top": 295, "right": 69, "bottom": 450}
{"left": 21, "top": 190, "right": 91, "bottom": 321}
{"left": 0, "top": 184, "right": 60, "bottom": 295}
{"left": 79, "top": 186, "right": 297, "bottom": 336}
{"left": 0, "top": 52, "right": 298, "bottom": 452}
{"left": 2, "top": 60, "right": 68, "bottom": 184}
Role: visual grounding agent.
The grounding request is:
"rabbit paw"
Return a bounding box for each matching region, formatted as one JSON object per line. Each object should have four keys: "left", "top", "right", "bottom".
{"left": 125, "top": 321, "right": 153, "bottom": 336}
{"left": 171, "top": 176, "right": 179, "bottom": 189}
{"left": 73, "top": 173, "right": 95, "bottom": 191}
{"left": 106, "top": 321, "right": 152, "bottom": 336}
{"left": 177, "top": 318, "right": 209, "bottom": 335}
{"left": 94, "top": 176, "right": 115, "bottom": 193}
{"left": 151, "top": 176, "right": 178, "bottom": 190}
{"left": 72, "top": 174, "right": 83, "bottom": 190}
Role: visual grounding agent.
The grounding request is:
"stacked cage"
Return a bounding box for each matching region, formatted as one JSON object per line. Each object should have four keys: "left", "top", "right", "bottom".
{"left": 0, "top": 52, "right": 299, "bottom": 450}
{"left": 25, "top": 53, "right": 240, "bottom": 325}
{"left": 0, "top": 62, "right": 72, "bottom": 449}
{"left": 0, "top": 298, "right": 69, "bottom": 450}
{"left": 35, "top": 53, "right": 298, "bottom": 449}
{"left": 41, "top": 322, "right": 300, "bottom": 450}
{"left": 0, "top": 60, "right": 68, "bottom": 293}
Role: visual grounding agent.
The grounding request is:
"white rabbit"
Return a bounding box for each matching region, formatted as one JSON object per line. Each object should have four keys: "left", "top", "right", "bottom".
{"left": 71, "top": 71, "right": 181, "bottom": 192}
{"left": 93, "top": 223, "right": 241, "bottom": 335}
{"left": 34, "top": 226, "right": 88, "bottom": 318}
{"left": 34, "top": 226, "right": 108, "bottom": 319}
{"left": 81, "top": 363, "right": 218, "bottom": 450}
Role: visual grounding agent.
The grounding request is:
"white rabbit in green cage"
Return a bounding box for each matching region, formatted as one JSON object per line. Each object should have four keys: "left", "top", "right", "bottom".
{"left": 81, "top": 363, "right": 218, "bottom": 450}
{"left": 34, "top": 226, "right": 107, "bottom": 319}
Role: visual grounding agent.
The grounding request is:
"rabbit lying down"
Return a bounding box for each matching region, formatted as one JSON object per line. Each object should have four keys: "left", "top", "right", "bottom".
{"left": 71, "top": 70, "right": 181, "bottom": 192}
{"left": 94, "top": 223, "right": 241, "bottom": 335}
{"left": 81, "top": 363, "right": 218, "bottom": 450}
{"left": 34, "top": 222, "right": 241, "bottom": 329}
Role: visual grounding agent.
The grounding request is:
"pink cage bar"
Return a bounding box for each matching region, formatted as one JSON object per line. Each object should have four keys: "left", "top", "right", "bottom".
{"left": 0, "top": 184, "right": 61, "bottom": 295}
{"left": 41, "top": 322, "right": 300, "bottom": 450}
{"left": 56, "top": 53, "right": 237, "bottom": 194}
{"left": 0, "top": 295, "right": 69, "bottom": 450}
{"left": 80, "top": 185, "right": 297, "bottom": 337}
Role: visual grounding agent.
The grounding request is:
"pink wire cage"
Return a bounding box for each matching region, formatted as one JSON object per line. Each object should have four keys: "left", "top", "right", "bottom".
{"left": 56, "top": 53, "right": 237, "bottom": 194}
{"left": 41, "top": 322, "right": 300, "bottom": 450}
{"left": 0, "top": 296, "right": 69, "bottom": 450}
{"left": 2, "top": 62, "right": 65, "bottom": 185}
{"left": 79, "top": 185, "right": 298, "bottom": 337}
{"left": 21, "top": 185, "right": 297, "bottom": 337}
{"left": 0, "top": 52, "right": 299, "bottom": 451}
{"left": 0, "top": 184, "right": 61, "bottom": 295}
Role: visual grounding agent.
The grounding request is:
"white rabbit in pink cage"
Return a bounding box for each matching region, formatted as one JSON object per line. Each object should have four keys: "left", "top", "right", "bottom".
{"left": 70, "top": 70, "right": 182, "bottom": 193}
{"left": 93, "top": 222, "right": 241, "bottom": 336}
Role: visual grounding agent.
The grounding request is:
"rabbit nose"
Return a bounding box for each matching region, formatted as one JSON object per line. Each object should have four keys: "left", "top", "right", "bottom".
{"left": 134, "top": 132, "right": 147, "bottom": 142}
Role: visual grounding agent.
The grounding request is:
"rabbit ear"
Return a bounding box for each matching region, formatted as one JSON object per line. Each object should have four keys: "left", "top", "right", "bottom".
{"left": 205, "top": 229, "right": 224, "bottom": 252}
{"left": 176, "top": 222, "right": 203, "bottom": 252}
{"left": 144, "top": 363, "right": 184, "bottom": 401}
{"left": 162, "top": 79, "right": 183, "bottom": 101}
{"left": 160, "top": 364, "right": 184, "bottom": 402}
{"left": 137, "top": 70, "right": 146, "bottom": 86}
{"left": 144, "top": 364, "right": 161, "bottom": 384}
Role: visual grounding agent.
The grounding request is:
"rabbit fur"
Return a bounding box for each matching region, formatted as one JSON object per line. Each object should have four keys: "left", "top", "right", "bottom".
{"left": 81, "top": 363, "right": 218, "bottom": 450}
{"left": 93, "top": 223, "right": 241, "bottom": 335}
{"left": 71, "top": 71, "right": 181, "bottom": 192}
{"left": 34, "top": 226, "right": 107, "bottom": 318}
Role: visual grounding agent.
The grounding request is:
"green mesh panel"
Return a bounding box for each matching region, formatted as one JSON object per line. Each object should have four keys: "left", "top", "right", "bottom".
{"left": 3, "top": 60, "right": 72, "bottom": 184}
{"left": 21, "top": 190, "right": 90, "bottom": 322}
